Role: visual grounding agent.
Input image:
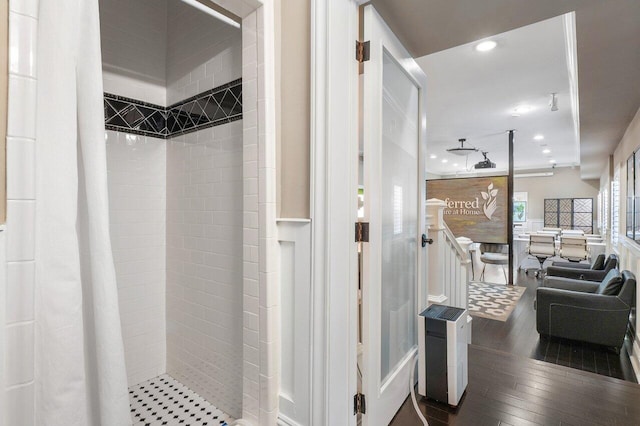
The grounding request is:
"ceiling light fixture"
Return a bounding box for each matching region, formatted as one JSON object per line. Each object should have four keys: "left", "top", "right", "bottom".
{"left": 549, "top": 159, "right": 556, "bottom": 164}
{"left": 534, "top": 134, "right": 544, "bottom": 141}
{"left": 514, "top": 105, "right": 532, "bottom": 114}
{"left": 441, "top": 159, "right": 448, "bottom": 163}
{"left": 550, "top": 92, "right": 559, "bottom": 111}
{"left": 475, "top": 40, "right": 497, "bottom": 52}
{"left": 543, "top": 148, "right": 551, "bottom": 154}
{"left": 446, "top": 138, "right": 478, "bottom": 156}
{"left": 179, "top": 0, "right": 241, "bottom": 28}
{"left": 511, "top": 105, "right": 533, "bottom": 117}
{"left": 430, "top": 154, "right": 437, "bottom": 159}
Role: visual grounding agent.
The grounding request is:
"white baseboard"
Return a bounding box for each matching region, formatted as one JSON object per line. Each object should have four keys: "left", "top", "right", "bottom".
{"left": 277, "top": 413, "right": 302, "bottom": 426}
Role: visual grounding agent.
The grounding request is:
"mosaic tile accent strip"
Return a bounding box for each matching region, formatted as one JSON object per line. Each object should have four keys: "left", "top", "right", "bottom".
{"left": 166, "top": 79, "right": 242, "bottom": 136}
{"left": 104, "top": 94, "right": 168, "bottom": 138}
{"left": 105, "top": 79, "right": 242, "bottom": 138}
{"left": 129, "top": 374, "right": 233, "bottom": 426}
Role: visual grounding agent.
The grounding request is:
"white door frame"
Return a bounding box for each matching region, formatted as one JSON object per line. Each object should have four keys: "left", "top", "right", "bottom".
{"left": 309, "top": 0, "right": 363, "bottom": 425}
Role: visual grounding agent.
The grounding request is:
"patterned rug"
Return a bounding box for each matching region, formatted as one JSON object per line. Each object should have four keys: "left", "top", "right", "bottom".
{"left": 468, "top": 281, "right": 526, "bottom": 322}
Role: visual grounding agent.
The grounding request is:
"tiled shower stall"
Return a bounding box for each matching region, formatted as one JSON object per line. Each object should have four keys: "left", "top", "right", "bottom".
{"left": 101, "top": 0, "right": 244, "bottom": 420}
{"left": 3, "top": 0, "right": 278, "bottom": 424}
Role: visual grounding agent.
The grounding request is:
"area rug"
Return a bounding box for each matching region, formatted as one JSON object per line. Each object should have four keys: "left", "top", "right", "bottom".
{"left": 467, "top": 281, "right": 526, "bottom": 322}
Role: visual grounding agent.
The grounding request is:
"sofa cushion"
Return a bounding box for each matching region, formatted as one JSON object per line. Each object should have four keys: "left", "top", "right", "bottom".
{"left": 596, "top": 269, "right": 623, "bottom": 295}
{"left": 591, "top": 254, "right": 605, "bottom": 270}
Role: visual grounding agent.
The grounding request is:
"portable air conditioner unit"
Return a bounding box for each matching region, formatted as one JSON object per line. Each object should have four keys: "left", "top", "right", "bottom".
{"left": 417, "top": 304, "right": 468, "bottom": 406}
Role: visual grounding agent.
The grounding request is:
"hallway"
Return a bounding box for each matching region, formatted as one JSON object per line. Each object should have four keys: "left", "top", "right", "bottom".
{"left": 391, "top": 273, "right": 639, "bottom": 425}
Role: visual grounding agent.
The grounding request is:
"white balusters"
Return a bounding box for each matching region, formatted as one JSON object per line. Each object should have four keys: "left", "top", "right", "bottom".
{"left": 426, "top": 199, "right": 473, "bottom": 310}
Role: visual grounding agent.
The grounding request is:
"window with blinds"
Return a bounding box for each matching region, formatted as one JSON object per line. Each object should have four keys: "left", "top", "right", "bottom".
{"left": 612, "top": 168, "right": 620, "bottom": 245}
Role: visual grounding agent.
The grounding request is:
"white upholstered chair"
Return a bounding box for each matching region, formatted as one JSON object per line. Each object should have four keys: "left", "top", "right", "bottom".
{"left": 527, "top": 233, "right": 556, "bottom": 277}
{"left": 559, "top": 236, "right": 589, "bottom": 262}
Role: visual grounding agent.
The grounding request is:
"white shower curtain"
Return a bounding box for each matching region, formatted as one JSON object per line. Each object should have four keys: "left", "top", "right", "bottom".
{"left": 35, "top": 0, "right": 131, "bottom": 425}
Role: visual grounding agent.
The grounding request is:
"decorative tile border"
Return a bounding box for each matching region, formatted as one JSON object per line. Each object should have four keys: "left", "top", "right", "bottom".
{"left": 167, "top": 79, "right": 243, "bottom": 136}
{"left": 104, "top": 94, "right": 168, "bottom": 137}
{"left": 104, "top": 78, "right": 242, "bottom": 138}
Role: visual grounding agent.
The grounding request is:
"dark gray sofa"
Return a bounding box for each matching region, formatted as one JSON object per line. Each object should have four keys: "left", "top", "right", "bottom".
{"left": 545, "top": 254, "right": 618, "bottom": 282}
{"left": 536, "top": 269, "right": 635, "bottom": 349}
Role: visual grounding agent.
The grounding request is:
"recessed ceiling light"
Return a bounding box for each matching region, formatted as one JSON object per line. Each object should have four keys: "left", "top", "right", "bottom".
{"left": 430, "top": 154, "right": 437, "bottom": 159}
{"left": 534, "top": 134, "right": 544, "bottom": 141}
{"left": 513, "top": 105, "right": 533, "bottom": 115}
{"left": 549, "top": 159, "right": 556, "bottom": 164}
{"left": 453, "top": 163, "right": 458, "bottom": 167}
{"left": 543, "top": 148, "right": 551, "bottom": 154}
{"left": 442, "top": 159, "right": 448, "bottom": 163}
{"left": 475, "top": 40, "right": 497, "bottom": 52}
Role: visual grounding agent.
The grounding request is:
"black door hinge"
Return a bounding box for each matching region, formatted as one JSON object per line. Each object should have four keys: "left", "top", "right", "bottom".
{"left": 354, "top": 392, "right": 367, "bottom": 415}
{"left": 356, "top": 40, "right": 370, "bottom": 63}
{"left": 355, "top": 222, "right": 370, "bottom": 243}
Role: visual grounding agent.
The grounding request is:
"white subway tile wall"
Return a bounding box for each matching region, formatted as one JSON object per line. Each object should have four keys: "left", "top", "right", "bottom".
{"left": 166, "top": 121, "right": 244, "bottom": 419}
{"left": 166, "top": 0, "right": 242, "bottom": 105}
{"left": 5, "top": 0, "right": 38, "bottom": 424}
{"left": 8, "top": 12, "right": 37, "bottom": 77}
{"left": 164, "top": 1, "right": 244, "bottom": 419}
{"left": 241, "top": 10, "right": 261, "bottom": 424}
{"left": 6, "top": 261, "right": 35, "bottom": 323}
{"left": 241, "top": 6, "right": 281, "bottom": 423}
{"left": 255, "top": 2, "right": 280, "bottom": 423}
{"left": 99, "top": 0, "right": 168, "bottom": 106}
{"left": 5, "top": 322, "right": 35, "bottom": 386}
{"left": 6, "top": 138, "right": 35, "bottom": 200}
{"left": 106, "top": 131, "right": 168, "bottom": 386}
{"left": 102, "top": 0, "right": 245, "bottom": 412}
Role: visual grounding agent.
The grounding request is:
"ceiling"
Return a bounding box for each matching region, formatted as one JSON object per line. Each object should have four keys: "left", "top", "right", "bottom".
{"left": 370, "top": 0, "right": 640, "bottom": 179}
{"left": 416, "top": 15, "right": 577, "bottom": 176}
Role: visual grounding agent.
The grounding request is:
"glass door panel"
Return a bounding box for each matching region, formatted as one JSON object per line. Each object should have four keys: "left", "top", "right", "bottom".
{"left": 380, "top": 51, "right": 418, "bottom": 383}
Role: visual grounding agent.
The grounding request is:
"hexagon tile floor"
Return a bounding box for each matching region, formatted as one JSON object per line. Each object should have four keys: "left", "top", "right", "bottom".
{"left": 129, "top": 374, "right": 233, "bottom": 426}
{"left": 467, "top": 281, "right": 525, "bottom": 321}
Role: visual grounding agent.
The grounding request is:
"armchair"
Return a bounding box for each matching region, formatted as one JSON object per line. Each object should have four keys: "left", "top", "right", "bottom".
{"left": 551, "top": 253, "right": 605, "bottom": 269}
{"left": 536, "top": 269, "right": 636, "bottom": 349}
{"left": 546, "top": 254, "right": 618, "bottom": 282}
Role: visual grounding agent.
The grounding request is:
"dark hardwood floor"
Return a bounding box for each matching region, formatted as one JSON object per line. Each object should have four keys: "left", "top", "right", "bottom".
{"left": 390, "top": 272, "right": 640, "bottom": 425}
{"left": 391, "top": 344, "right": 640, "bottom": 426}
{"left": 472, "top": 272, "right": 636, "bottom": 381}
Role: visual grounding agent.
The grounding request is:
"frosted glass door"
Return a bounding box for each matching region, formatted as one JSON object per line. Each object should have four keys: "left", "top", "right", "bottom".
{"left": 380, "top": 51, "right": 418, "bottom": 382}
{"left": 361, "top": 5, "right": 427, "bottom": 425}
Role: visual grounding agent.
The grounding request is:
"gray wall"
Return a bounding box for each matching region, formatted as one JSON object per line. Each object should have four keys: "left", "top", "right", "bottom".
{"left": 514, "top": 166, "right": 599, "bottom": 223}
{"left": 276, "top": 0, "right": 311, "bottom": 218}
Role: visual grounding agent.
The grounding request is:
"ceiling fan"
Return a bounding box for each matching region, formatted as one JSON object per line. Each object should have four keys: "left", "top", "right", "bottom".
{"left": 446, "top": 138, "right": 478, "bottom": 156}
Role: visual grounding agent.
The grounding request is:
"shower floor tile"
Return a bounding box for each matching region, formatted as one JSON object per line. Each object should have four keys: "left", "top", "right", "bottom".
{"left": 129, "top": 374, "right": 233, "bottom": 426}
